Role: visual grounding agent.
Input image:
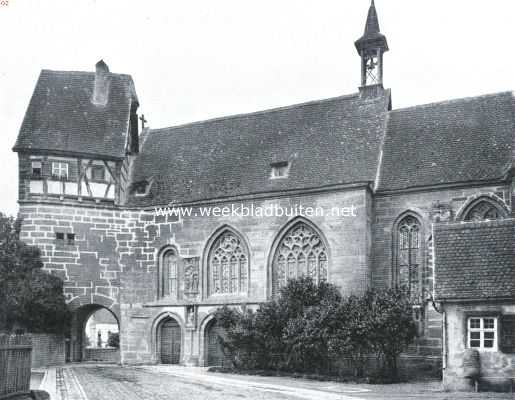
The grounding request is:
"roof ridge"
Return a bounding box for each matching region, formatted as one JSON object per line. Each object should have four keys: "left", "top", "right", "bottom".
{"left": 435, "top": 218, "right": 515, "bottom": 229}
{"left": 390, "top": 90, "right": 514, "bottom": 113}
{"left": 147, "top": 91, "right": 381, "bottom": 134}
{"left": 40, "top": 69, "right": 133, "bottom": 79}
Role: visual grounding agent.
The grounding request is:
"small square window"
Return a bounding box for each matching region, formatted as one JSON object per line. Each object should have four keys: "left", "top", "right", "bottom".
{"left": 31, "top": 161, "right": 42, "bottom": 178}
{"left": 91, "top": 166, "right": 105, "bottom": 182}
{"left": 468, "top": 317, "right": 497, "bottom": 351}
{"left": 52, "top": 162, "right": 68, "bottom": 180}
{"left": 55, "top": 232, "right": 65, "bottom": 241}
{"left": 66, "top": 233, "right": 75, "bottom": 245}
{"left": 270, "top": 161, "right": 290, "bottom": 179}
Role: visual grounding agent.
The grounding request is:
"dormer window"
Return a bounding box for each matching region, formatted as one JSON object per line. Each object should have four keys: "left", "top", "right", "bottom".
{"left": 132, "top": 179, "right": 152, "bottom": 197}
{"left": 270, "top": 161, "right": 290, "bottom": 179}
{"left": 31, "top": 161, "right": 42, "bottom": 178}
{"left": 52, "top": 162, "right": 68, "bottom": 180}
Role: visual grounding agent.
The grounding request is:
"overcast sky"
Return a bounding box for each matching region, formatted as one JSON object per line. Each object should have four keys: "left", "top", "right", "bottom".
{"left": 1, "top": 0, "right": 514, "bottom": 216}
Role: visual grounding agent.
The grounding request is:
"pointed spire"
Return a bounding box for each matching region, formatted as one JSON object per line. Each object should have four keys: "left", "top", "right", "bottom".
{"left": 364, "top": 0, "right": 380, "bottom": 36}
{"left": 355, "top": 0, "right": 388, "bottom": 54}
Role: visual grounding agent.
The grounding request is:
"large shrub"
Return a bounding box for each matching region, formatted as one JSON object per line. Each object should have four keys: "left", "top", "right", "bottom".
{"left": 365, "top": 287, "right": 417, "bottom": 381}
{"left": 214, "top": 278, "right": 416, "bottom": 381}
{"left": 0, "top": 214, "right": 71, "bottom": 334}
{"left": 215, "top": 277, "right": 343, "bottom": 372}
{"left": 329, "top": 294, "right": 373, "bottom": 378}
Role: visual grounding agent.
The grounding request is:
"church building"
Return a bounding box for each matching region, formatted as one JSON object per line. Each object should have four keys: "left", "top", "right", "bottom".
{"left": 12, "top": 1, "right": 515, "bottom": 391}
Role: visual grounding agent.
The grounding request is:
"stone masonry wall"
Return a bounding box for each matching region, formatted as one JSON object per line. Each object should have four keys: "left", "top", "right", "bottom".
{"left": 18, "top": 204, "right": 126, "bottom": 315}
{"left": 19, "top": 187, "right": 373, "bottom": 364}
{"left": 120, "top": 188, "right": 373, "bottom": 364}
{"left": 372, "top": 183, "right": 512, "bottom": 361}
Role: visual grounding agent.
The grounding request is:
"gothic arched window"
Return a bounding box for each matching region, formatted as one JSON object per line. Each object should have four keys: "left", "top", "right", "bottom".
{"left": 271, "top": 221, "right": 328, "bottom": 298}
{"left": 396, "top": 216, "right": 422, "bottom": 296}
{"left": 160, "top": 249, "right": 179, "bottom": 299}
{"left": 464, "top": 200, "right": 506, "bottom": 221}
{"left": 208, "top": 230, "right": 249, "bottom": 296}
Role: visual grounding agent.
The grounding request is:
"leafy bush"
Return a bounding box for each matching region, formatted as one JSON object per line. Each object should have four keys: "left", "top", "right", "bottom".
{"left": 107, "top": 332, "right": 120, "bottom": 348}
{"left": 215, "top": 277, "right": 417, "bottom": 381}
{"left": 0, "top": 214, "right": 71, "bottom": 334}
{"left": 365, "top": 287, "right": 417, "bottom": 381}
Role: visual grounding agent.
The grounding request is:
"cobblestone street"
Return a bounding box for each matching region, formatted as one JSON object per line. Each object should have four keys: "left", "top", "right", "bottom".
{"left": 45, "top": 365, "right": 515, "bottom": 400}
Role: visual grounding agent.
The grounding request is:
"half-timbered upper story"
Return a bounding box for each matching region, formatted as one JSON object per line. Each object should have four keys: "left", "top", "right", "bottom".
{"left": 13, "top": 60, "right": 140, "bottom": 207}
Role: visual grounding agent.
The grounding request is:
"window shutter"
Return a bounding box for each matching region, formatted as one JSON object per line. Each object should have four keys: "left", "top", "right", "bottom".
{"left": 501, "top": 315, "right": 515, "bottom": 353}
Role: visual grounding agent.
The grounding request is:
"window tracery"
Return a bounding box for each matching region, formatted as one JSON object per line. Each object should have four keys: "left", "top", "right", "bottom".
{"left": 272, "top": 222, "right": 328, "bottom": 298}
{"left": 208, "top": 231, "right": 248, "bottom": 296}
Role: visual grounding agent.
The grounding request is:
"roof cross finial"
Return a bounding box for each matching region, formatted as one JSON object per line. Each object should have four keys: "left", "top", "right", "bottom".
{"left": 139, "top": 114, "right": 148, "bottom": 130}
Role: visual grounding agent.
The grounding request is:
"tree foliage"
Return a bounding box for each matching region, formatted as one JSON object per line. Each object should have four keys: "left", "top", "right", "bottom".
{"left": 0, "top": 214, "right": 71, "bottom": 334}
{"left": 214, "top": 277, "right": 416, "bottom": 381}
{"left": 107, "top": 332, "right": 120, "bottom": 348}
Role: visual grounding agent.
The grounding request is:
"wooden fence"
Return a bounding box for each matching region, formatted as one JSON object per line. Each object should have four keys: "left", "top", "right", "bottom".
{"left": 0, "top": 334, "right": 32, "bottom": 399}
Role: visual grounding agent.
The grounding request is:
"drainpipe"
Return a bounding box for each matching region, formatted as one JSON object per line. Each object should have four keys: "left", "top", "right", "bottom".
{"left": 442, "top": 309, "right": 447, "bottom": 370}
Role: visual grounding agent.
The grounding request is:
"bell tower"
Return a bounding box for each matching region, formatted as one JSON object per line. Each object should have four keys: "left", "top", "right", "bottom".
{"left": 355, "top": 0, "right": 388, "bottom": 91}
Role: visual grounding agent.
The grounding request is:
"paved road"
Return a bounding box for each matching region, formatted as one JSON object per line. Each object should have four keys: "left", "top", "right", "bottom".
{"left": 69, "top": 366, "right": 305, "bottom": 400}
{"left": 55, "top": 365, "right": 514, "bottom": 400}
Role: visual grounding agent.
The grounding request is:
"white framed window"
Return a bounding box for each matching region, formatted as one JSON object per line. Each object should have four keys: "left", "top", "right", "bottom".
{"left": 52, "top": 162, "right": 68, "bottom": 180}
{"left": 468, "top": 317, "right": 497, "bottom": 351}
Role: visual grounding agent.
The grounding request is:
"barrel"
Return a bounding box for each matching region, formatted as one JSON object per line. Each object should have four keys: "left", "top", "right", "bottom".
{"left": 462, "top": 348, "right": 480, "bottom": 378}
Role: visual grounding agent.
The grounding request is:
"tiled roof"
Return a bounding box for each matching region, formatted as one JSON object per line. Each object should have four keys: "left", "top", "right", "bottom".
{"left": 434, "top": 219, "right": 515, "bottom": 301}
{"left": 378, "top": 92, "right": 515, "bottom": 191}
{"left": 13, "top": 65, "right": 515, "bottom": 203}
{"left": 127, "top": 91, "right": 391, "bottom": 206}
{"left": 13, "top": 69, "right": 138, "bottom": 159}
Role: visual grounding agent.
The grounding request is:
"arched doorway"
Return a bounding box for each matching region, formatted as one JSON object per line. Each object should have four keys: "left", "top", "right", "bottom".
{"left": 205, "top": 319, "right": 226, "bottom": 367}
{"left": 70, "top": 304, "right": 120, "bottom": 363}
{"left": 158, "top": 317, "right": 182, "bottom": 364}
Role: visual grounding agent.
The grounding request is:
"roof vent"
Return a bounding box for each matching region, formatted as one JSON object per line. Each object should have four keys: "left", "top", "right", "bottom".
{"left": 92, "top": 59, "right": 111, "bottom": 106}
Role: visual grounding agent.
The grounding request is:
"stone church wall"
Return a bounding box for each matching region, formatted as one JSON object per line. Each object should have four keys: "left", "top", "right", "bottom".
{"left": 18, "top": 183, "right": 506, "bottom": 368}
{"left": 18, "top": 187, "right": 375, "bottom": 365}
{"left": 120, "top": 188, "right": 374, "bottom": 364}
{"left": 372, "top": 183, "right": 512, "bottom": 364}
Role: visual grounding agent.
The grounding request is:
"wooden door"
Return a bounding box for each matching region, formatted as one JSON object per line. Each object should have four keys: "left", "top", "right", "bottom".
{"left": 160, "top": 319, "right": 181, "bottom": 364}
{"left": 207, "top": 323, "right": 225, "bottom": 367}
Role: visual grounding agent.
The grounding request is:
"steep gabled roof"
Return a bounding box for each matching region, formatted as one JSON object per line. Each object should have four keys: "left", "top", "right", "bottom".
{"left": 434, "top": 219, "right": 515, "bottom": 301}
{"left": 127, "top": 91, "right": 391, "bottom": 207}
{"left": 13, "top": 69, "right": 138, "bottom": 159}
{"left": 378, "top": 92, "right": 515, "bottom": 192}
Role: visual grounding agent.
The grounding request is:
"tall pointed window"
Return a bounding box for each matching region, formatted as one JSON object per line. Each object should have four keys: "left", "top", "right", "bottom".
{"left": 396, "top": 216, "right": 422, "bottom": 296}
{"left": 160, "top": 249, "right": 179, "bottom": 299}
{"left": 208, "top": 230, "right": 249, "bottom": 296}
{"left": 271, "top": 221, "right": 328, "bottom": 298}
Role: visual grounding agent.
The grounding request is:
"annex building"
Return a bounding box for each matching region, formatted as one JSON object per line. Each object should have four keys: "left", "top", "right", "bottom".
{"left": 13, "top": 1, "right": 515, "bottom": 391}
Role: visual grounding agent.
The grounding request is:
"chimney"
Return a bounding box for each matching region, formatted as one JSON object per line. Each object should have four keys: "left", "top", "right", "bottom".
{"left": 92, "top": 59, "right": 111, "bottom": 106}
